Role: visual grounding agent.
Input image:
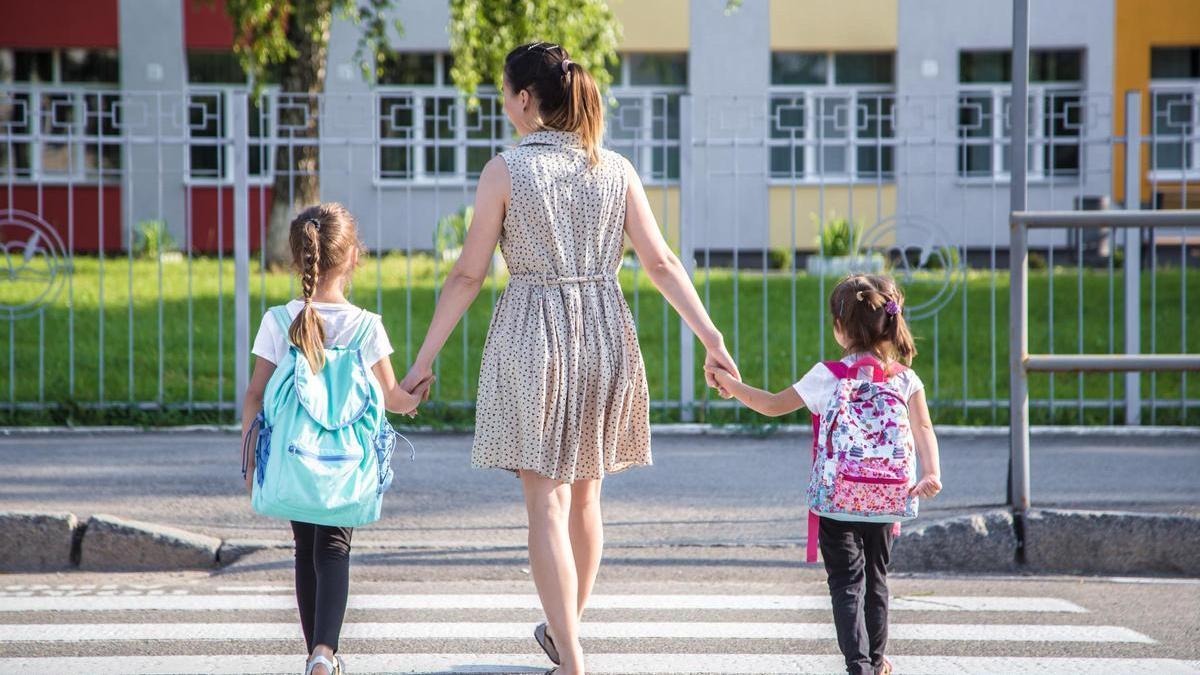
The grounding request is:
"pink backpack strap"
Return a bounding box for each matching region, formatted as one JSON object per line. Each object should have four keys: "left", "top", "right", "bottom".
{"left": 807, "top": 411, "right": 821, "bottom": 564}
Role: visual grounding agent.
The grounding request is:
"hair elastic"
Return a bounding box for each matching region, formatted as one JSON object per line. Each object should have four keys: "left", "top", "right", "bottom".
{"left": 885, "top": 300, "right": 901, "bottom": 316}
{"left": 561, "top": 59, "right": 573, "bottom": 74}
{"left": 306, "top": 218, "right": 321, "bottom": 231}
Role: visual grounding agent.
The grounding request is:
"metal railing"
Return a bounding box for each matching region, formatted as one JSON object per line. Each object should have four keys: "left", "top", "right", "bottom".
{"left": 0, "top": 81, "right": 1196, "bottom": 425}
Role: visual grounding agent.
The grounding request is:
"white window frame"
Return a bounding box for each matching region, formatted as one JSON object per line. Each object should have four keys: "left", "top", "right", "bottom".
{"left": 375, "top": 53, "right": 512, "bottom": 186}
{"left": 1147, "top": 80, "right": 1200, "bottom": 181}
{"left": 956, "top": 83, "right": 1083, "bottom": 182}
{"left": 767, "top": 53, "right": 897, "bottom": 185}
{"left": 184, "top": 85, "right": 277, "bottom": 187}
{"left": 0, "top": 50, "right": 120, "bottom": 184}
{"left": 607, "top": 56, "right": 686, "bottom": 186}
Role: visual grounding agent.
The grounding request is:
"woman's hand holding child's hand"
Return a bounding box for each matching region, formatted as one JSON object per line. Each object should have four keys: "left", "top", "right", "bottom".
{"left": 397, "top": 375, "right": 435, "bottom": 417}
{"left": 909, "top": 474, "right": 942, "bottom": 499}
{"left": 705, "top": 364, "right": 738, "bottom": 399}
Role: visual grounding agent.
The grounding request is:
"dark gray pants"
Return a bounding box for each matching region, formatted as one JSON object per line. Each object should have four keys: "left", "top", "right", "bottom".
{"left": 818, "top": 516, "right": 895, "bottom": 675}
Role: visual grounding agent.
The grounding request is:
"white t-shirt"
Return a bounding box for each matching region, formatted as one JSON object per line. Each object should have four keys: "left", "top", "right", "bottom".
{"left": 251, "top": 299, "right": 393, "bottom": 368}
{"left": 792, "top": 352, "right": 925, "bottom": 415}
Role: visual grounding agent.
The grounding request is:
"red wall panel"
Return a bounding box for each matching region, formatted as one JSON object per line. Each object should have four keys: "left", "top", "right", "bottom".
{"left": 0, "top": 185, "right": 123, "bottom": 252}
{"left": 187, "top": 186, "right": 269, "bottom": 254}
{"left": 0, "top": 0, "right": 119, "bottom": 49}
{"left": 183, "top": 0, "right": 235, "bottom": 49}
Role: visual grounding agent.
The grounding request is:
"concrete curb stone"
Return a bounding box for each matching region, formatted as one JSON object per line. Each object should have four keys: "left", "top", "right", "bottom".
{"left": 892, "top": 509, "right": 1018, "bottom": 573}
{"left": 0, "top": 511, "right": 77, "bottom": 571}
{"left": 1024, "top": 508, "right": 1200, "bottom": 576}
{"left": 79, "top": 513, "right": 221, "bottom": 571}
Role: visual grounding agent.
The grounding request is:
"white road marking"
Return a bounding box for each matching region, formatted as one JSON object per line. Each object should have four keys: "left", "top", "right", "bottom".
{"left": 2, "top": 621, "right": 1154, "bottom": 643}
{"left": 4, "top": 654, "right": 1196, "bottom": 674}
{"left": 0, "top": 593, "right": 1087, "bottom": 613}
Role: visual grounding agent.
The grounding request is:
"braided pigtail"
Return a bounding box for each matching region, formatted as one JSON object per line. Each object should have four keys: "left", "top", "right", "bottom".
{"left": 288, "top": 215, "right": 327, "bottom": 373}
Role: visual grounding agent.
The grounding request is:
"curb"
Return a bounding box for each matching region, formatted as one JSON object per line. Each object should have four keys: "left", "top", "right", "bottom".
{"left": 1, "top": 424, "right": 1198, "bottom": 438}
{"left": 3, "top": 508, "right": 1198, "bottom": 576}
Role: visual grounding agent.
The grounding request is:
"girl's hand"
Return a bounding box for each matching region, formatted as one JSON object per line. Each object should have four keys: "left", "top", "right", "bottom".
{"left": 397, "top": 376, "right": 434, "bottom": 416}
{"left": 400, "top": 362, "right": 435, "bottom": 403}
{"left": 704, "top": 364, "right": 738, "bottom": 399}
{"left": 704, "top": 342, "right": 740, "bottom": 396}
{"left": 910, "top": 474, "right": 942, "bottom": 499}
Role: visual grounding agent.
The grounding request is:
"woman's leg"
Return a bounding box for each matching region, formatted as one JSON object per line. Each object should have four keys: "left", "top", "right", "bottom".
{"left": 291, "top": 521, "right": 318, "bottom": 654}
{"left": 308, "top": 525, "right": 354, "bottom": 674}
{"left": 569, "top": 478, "right": 604, "bottom": 619}
{"left": 521, "top": 470, "right": 585, "bottom": 674}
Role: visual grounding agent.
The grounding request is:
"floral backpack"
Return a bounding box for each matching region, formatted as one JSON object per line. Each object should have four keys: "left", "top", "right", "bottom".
{"left": 805, "top": 355, "right": 918, "bottom": 563}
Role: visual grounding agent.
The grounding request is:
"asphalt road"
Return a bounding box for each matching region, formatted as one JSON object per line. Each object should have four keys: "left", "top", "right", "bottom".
{"left": 1, "top": 429, "right": 1196, "bottom": 547}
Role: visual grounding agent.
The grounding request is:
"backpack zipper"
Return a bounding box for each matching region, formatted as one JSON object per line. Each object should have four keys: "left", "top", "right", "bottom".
{"left": 841, "top": 474, "right": 908, "bottom": 485}
{"left": 287, "top": 443, "right": 359, "bottom": 462}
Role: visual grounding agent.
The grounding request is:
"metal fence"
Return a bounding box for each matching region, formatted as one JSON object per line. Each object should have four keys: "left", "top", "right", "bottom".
{"left": 0, "top": 83, "right": 1196, "bottom": 424}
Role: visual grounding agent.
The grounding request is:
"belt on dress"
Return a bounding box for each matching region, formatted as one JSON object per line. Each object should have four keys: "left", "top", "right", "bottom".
{"left": 508, "top": 272, "right": 617, "bottom": 287}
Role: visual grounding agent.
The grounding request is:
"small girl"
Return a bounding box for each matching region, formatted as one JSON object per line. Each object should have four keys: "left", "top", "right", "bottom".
{"left": 240, "top": 203, "right": 431, "bottom": 675}
{"left": 707, "top": 274, "right": 942, "bottom": 675}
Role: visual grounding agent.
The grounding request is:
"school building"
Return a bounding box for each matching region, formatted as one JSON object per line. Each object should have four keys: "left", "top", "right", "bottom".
{"left": 0, "top": 0, "right": 1197, "bottom": 258}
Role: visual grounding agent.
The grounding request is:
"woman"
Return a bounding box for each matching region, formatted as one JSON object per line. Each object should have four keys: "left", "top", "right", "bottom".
{"left": 400, "top": 42, "right": 739, "bottom": 675}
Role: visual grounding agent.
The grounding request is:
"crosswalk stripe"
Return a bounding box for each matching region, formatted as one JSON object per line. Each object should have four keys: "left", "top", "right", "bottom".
{"left": 0, "top": 593, "right": 1087, "bottom": 613}
{"left": 6, "top": 654, "right": 1198, "bottom": 674}
{"left": 1, "top": 621, "right": 1155, "bottom": 643}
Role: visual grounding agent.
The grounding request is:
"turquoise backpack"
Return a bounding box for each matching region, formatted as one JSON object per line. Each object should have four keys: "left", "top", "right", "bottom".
{"left": 241, "top": 305, "right": 412, "bottom": 527}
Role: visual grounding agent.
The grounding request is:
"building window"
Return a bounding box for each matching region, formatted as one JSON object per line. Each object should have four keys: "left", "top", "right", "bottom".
{"left": 956, "top": 49, "right": 1084, "bottom": 179}
{"left": 0, "top": 48, "right": 121, "bottom": 181}
{"left": 768, "top": 52, "right": 895, "bottom": 182}
{"left": 1149, "top": 47, "right": 1200, "bottom": 178}
{"left": 185, "top": 51, "right": 275, "bottom": 183}
{"left": 376, "top": 51, "right": 510, "bottom": 182}
{"left": 608, "top": 53, "right": 686, "bottom": 183}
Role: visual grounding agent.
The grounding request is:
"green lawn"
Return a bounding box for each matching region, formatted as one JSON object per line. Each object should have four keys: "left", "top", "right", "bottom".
{"left": 0, "top": 254, "right": 1197, "bottom": 426}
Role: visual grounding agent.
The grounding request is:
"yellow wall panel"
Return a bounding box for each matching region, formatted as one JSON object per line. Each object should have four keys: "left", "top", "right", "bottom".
{"left": 608, "top": 0, "right": 689, "bottom": 52}
{"left": 769, "top": 0, "right": 897, "bottom": 51}
{"left": 768, "top": 184, "right": 897, "bottom": 251}
{"left": 629, "top": 186, "right": 683, "bottom": 250}
{"left": 1113, "top": 0, "right": 1200, "bottom": 204}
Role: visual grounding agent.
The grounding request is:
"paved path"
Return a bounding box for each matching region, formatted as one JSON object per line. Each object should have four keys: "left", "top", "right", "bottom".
{"left": 0, "top": 430, "right": 1196, "bottom": 547}
{"left": 2, "top": 555, "right": 1198, "bottom": 673}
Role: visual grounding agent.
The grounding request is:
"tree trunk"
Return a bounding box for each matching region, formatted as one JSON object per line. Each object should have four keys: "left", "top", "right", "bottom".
{"left": 263, "top": 2, "right": 333, "bottom": 270}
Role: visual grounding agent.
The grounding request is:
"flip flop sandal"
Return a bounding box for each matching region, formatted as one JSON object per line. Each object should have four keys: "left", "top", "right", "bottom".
{"left": 304, "top": 655, "right": 337, "bottom": 675}
{"left": 534, "top": 622, "right": 561, "bottom": 665}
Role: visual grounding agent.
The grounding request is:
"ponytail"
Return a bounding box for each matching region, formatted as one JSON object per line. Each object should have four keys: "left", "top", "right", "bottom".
{"left": 505, "top": 43, "right": 605, "bottom": 166}
{"left": 549, "top": 60, "right": 604, "bottom": 166}
{"left": 286, "top": 203, "right": 362, "bottom": 373}
{"left": 829, "top": 274, "right": 918, "bottom": 366}
{"left": 289, "top": 219, "right": 326, "bottom": 373}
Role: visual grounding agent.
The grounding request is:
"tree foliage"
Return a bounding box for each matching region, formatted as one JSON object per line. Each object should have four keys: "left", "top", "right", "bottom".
{"left": 222, "top": 0, "right": 403, "bottom": 97}
{"left": 448, "top": 0, "right": 622, "bottom": 104}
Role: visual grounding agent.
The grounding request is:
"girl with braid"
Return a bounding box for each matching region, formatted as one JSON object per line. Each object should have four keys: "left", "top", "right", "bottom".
{"left": 240, "top": 203, "right": 432, "bottom": 675}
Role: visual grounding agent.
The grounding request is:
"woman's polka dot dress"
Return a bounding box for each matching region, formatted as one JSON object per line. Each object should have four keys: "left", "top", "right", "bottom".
{"left": 471, "top": 129, "right": 652, "bottom": 483}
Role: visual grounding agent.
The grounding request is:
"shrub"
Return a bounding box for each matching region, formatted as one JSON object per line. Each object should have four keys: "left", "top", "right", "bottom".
{"left": 133, "top": 220, "right": 178, "bottom": 259}
{"left": 813, "top": 213, "right": 864, "bottom": 258}
{"left": 434, "top": 205, "right": 473, "bottom": 255}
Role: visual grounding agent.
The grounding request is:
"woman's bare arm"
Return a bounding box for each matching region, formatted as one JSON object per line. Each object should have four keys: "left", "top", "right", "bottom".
{"left": 400, "top": 156, "right": 508, "bottom": 392}
{"left": 622, "top": 159, "right": 740, "bottom": 386}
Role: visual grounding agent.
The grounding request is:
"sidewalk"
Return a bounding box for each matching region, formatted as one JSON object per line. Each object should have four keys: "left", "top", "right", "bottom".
{"left": 2, "top": 429, "right": 1196, "bottom": 548}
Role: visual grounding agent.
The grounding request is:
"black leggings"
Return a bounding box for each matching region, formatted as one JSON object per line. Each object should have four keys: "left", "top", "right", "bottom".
{"left": 818, "top": 517, "right": 895, "bottom": 675}
{"left": 291, "top": 521, "right": 354, "bottom": 654}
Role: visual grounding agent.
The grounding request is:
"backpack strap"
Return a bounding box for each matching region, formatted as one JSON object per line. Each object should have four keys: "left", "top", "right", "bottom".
{"left": 347, "top": 310, "right": 376, "bottom": 351}
{"left": 807, "top": 410, "right": 822, "bottom": 564}
{"left": 270, "top": 306, "right": 293, "bottom": 339}
{"left": 822, "top": 360, "right": 850, "bottom": 379}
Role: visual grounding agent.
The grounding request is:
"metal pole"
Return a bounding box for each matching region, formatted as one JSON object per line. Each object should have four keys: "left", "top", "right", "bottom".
{"left": 1123, "top": 90, "right": 1143, "bottom": 425}
{"left": 679, "top": 95, "right": 696, "bottom": 422}
{"left": 1008, "top": 0, "right": 1031, "bottom": 514}
{"left": 232, "top": 90, "right": 251, "bottom": 417}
